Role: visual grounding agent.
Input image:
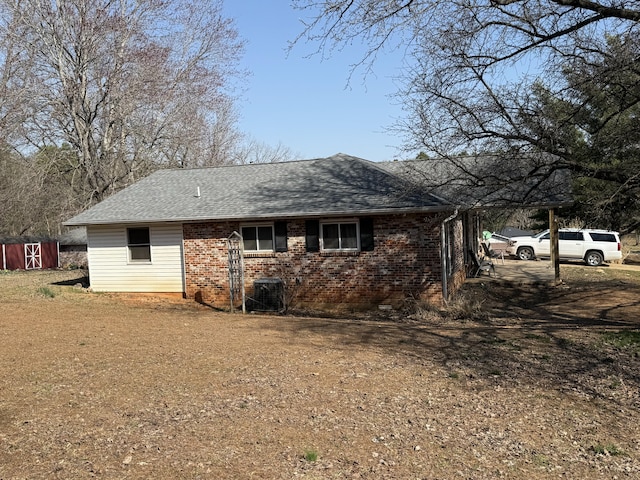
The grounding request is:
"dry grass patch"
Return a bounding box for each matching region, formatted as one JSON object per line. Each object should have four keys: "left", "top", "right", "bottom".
{"left": 1, "top": 268, "right": 639, "bottom": 479}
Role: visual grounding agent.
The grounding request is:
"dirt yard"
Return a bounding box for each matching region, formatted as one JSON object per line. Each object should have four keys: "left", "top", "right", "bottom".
{"left": 1, "top": 266, "right": 640, "bottom": 479}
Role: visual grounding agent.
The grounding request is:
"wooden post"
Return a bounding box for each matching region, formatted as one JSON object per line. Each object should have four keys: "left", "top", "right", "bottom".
{"left": 549, "top": 208, "right": 560, "bottom": 283}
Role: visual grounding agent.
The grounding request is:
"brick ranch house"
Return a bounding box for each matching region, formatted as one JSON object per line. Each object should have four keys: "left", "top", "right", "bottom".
{"left": 64, "top": 153, "right": 571, "bottom": 311}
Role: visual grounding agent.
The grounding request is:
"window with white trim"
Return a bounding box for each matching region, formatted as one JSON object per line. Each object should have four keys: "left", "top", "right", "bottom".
{"left": 320, "top": 220, "right": 359, "bottom": 251}
{"left": 241, "top": 224, "right": 274, "bottom": 252}
{"left": 127, "top": 227, "right": 151, "bottom": 262}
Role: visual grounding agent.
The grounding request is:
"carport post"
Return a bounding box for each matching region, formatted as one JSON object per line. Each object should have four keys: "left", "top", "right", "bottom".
{"left": 549, "top": 208, "right": 560, "bottom": 282}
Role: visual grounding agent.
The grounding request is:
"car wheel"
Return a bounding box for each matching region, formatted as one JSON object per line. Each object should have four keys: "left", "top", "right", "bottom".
{"left": 585, "top": 251, "right": 604, "bottom": 267}
{"left": 517, "top": 246, "right": 535, "bottom": 261}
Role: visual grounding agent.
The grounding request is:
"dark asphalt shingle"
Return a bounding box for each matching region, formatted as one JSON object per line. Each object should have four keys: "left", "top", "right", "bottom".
{"left": 65, "top": 153, "right": 572, "bottom": 227}
{"left": 65, "top": 154, "right": 453, "bottom": 226}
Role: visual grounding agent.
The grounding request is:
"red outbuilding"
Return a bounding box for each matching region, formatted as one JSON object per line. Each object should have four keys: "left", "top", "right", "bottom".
{"left": 1, "top": 239, "right": 59, "bottom": 270}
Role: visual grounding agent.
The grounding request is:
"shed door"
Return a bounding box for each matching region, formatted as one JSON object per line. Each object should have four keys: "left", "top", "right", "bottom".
{"left": 25, "top": 243, "right": 42, "bottom": 269}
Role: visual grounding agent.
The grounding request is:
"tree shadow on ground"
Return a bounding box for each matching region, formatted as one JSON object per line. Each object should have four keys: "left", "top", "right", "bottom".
{"left": 266, "top": 279, "right": 640, "bottom": 410}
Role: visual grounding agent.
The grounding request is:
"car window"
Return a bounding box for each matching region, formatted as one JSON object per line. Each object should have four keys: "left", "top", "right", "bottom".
{"left": 540, "top": 233, "right": 550, "bottom": 240}
{"left": 559, "top": 232, "right": 584, "bottom": 241}
{"left": 589, "top": 233, "right": 617, "bottom": 242}
{"left": 490, "top": 234, "right": 509, "bottom": 242}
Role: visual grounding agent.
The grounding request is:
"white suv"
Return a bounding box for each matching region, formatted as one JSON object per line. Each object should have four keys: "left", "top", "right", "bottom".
{"left": 506, "top": 229, "right": 622, "bottom": 266}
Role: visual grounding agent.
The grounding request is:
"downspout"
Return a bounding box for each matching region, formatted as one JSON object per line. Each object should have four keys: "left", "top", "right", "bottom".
{"left": 440, "top": 208, "right": 459, "bottom": 304}
{"left": 181, "top": 235, "right": 187, "bottom": 298}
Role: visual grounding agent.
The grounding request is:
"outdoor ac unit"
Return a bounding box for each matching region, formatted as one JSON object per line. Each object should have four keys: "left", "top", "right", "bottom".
{"left": 253, "top": 278, "right": 284, "bottom": 312}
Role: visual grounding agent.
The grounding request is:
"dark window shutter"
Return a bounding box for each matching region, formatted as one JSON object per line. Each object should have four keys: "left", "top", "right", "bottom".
{"left": 360, "top": 217, "right": 374, "bottom": 251}
{"left": 305, "top": 219, "right": 319, "bottom": 252}
{"left": 274, "top": 221, "right": 288, "bottom": 252}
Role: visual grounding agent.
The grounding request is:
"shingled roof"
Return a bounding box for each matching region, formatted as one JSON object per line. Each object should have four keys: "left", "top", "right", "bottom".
{"left": 65, "top": 153, "right": 573, "bottom": 227}
{"left": 65, "top": 154, "right": 453, "bottom": 226}
{"left": 379, "top": 154, "right": 573, "bottom": 208}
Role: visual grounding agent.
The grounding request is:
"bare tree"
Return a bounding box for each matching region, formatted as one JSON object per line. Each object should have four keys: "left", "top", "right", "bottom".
{"left": 293, "top": 1, "right": 640, "bottom": 80}
{"left": 293, "top": 1, "right": 640, "bottom": 231}
{"left": 2, "top": 0, "right": 244, "bottom": 204}
{"left": 293, "top": 1, "right": 640, "bottom": 155}
{"left": 0, "top": 5, "right": 32, "bottom": 148}
{"left": 234, "top": 137, "right": 300, "bottom": 165}
{"left": 202, "top": 96, "right": 246, "bottom": 167}
{"left": 0, "top": 143, "right": 90, "bottom": 236}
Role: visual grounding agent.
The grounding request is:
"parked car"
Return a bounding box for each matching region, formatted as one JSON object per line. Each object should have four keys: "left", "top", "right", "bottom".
{"left": 506, "top": 229, "right": 622, "bottom": 266}
{"left": 484, "top": 233, "right": 511, "bottom": 255}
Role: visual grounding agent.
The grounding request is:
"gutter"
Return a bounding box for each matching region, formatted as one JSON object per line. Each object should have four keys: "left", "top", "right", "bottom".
{"left": 62, "top": 205, "right": 458, "bottom": 227}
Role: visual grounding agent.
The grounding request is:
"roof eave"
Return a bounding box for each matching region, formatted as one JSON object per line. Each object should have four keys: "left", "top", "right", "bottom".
{"left": 63, "top": 205, "right": 458, "bottom": 227}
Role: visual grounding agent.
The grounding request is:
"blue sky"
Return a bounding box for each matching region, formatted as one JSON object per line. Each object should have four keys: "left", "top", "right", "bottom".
{"left": 223, "top": 2, "right": 406, "bottom": 162}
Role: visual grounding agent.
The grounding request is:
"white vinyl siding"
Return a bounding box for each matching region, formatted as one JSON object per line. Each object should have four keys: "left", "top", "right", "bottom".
{"left": 87, "top": 224, "right": 184, "bottom": 292}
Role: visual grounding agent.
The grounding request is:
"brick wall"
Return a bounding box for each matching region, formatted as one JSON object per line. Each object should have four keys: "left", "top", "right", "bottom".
{"left": 183, "top": 212, "right": 462, "bottom": 311}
